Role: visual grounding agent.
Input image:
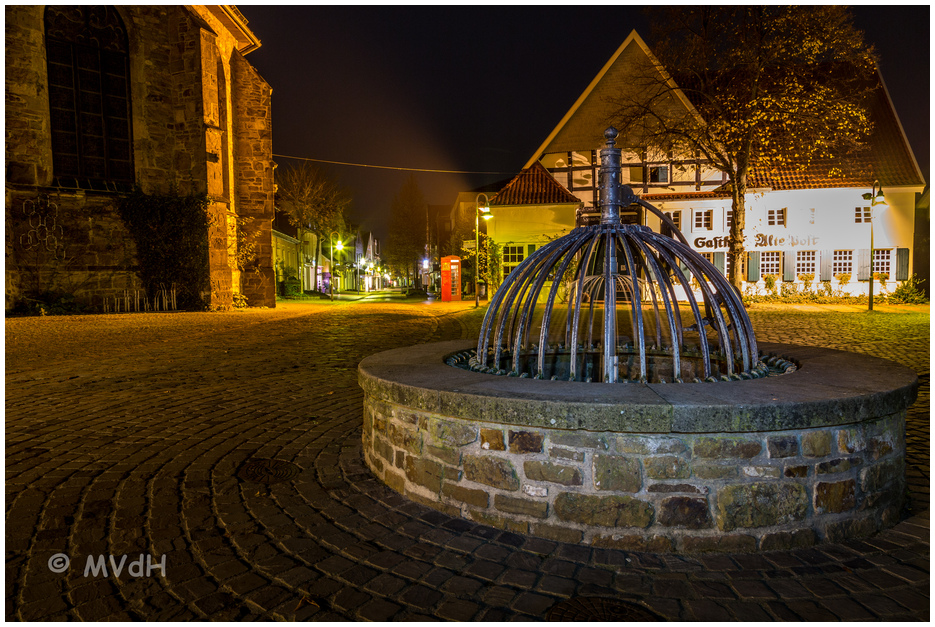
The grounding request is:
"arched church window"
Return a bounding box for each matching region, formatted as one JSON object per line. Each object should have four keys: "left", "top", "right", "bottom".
{"left": 45, "top": 6, "right": 133, "bottom": 187}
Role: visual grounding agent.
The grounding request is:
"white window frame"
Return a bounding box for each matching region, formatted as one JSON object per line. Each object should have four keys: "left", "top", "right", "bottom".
{"left": 872, "top": 249, "right": 892, "bottom": 276}
{"left": 761, "top": 251, "right": 782, "bottom": 276}
{"left": 832, "top": 250, "right": 853, "bottom": 275}
{"left": 855, "top": 206, "right": 871, "bottom": 223}
{"left": 693, "top": 209, "right": 712, "bottom": 231}
{"left": 795, "top": 250, "right": 817, "bottom": 276}
{"left": 502, "top": 245, "right": 525, "bottom": 276}
{"left": 767, "top": 208, "right": 786, "bottom": 227}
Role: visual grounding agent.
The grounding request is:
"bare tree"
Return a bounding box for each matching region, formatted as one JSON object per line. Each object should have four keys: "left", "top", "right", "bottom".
{"left": 276, "top": 162, "right": 351, "bottom": 273}
{"left": 610, "top": 6, "right": 876, "bottom": 290}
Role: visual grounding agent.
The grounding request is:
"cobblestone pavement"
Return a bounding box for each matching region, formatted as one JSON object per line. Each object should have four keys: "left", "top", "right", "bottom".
{"left": 6, "top": 300, "right": 929, "bottom": 621}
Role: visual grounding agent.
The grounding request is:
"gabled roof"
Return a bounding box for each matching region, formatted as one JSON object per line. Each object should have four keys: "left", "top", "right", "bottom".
{"left": 527, "top": 30, "right": 924, "bottom": 192}
{"left": 490, "top": 161, "right": 581, "bottom": 206}
{"left": 524, "top": 30, "right": 701, "bottom": 169}
{"left": 747, "top": 71, "right": 924, "bottom": 190}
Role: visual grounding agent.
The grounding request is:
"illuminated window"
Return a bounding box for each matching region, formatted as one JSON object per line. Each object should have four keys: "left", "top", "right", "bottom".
{"left": 503, "top": 245, "right": 525, "bottom": 276}
{"left": 45, "top": 6, "right": 133, "bottom": 184}
{"left": 873, "top": 249, "right": 892, "bottom": 276}
{"left": 761, "top": 251, "right": 782, "bottom": 276}
{"left": 855, "top": 207, "right": 872, "bottom": 223}
{"left": 767, "top": 208, "right": 786, "bottom": 226}
{"left": 700, "top": 252, "right": 715, "bottom": 264}
{"left": 503, "top": 246, "right": 525, "bottom": 264}
{"left": 796, "top": 251, "right": 816, "bottom": 275}
{"left": 832, "top": 250, "right": 853, "bottom": 275}
{"left": 693, "top": 210, "right": 712, "bottom": 230}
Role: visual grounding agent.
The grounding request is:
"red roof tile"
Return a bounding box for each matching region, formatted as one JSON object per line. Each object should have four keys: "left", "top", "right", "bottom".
{"left": 743, "top": 75, "right": 922, "bottom": 190}
{"left": 641, "top": 190, "right": 733, "bottom": 202}
{"left": 490, "top": 161, "right": 581, "bottom": 206}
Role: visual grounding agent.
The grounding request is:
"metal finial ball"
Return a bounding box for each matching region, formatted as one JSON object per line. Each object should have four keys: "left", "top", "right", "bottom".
{"left": 604, "top": 126, "right": 618, "bottom": 140}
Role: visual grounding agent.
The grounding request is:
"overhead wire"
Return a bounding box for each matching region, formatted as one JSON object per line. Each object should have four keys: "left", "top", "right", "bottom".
{"left": 272, "top": 153, "right": 510, "bottom": 175}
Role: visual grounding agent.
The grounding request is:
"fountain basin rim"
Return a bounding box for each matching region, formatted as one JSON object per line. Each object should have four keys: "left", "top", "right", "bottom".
{"left": 358, "top": 340, "right": 918, "bottom": 434}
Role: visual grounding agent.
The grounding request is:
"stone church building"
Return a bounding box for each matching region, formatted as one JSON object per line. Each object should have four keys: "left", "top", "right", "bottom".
{"left": 5, "top": 5, "right": 276, "bottom": 311}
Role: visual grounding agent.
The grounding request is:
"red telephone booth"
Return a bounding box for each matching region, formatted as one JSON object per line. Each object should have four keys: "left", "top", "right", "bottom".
{"left": 441, "top": 256, "right": 461, "bottom": 302}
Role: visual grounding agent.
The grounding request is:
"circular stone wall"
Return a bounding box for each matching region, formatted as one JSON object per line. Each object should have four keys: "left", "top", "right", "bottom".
{"left": 358, "top": 340, "right": 917, "bottom": 553}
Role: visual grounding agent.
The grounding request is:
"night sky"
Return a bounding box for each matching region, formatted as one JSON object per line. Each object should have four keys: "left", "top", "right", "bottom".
{"left": 238, "top": 5, "right": 930, "bottom": 242}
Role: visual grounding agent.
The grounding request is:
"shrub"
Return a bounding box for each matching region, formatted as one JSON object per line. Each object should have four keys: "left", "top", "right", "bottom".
{"left": 834, "top": 272, "right": 851, "bottom": 297}
{"left": 874, "top": 272, "right": 889, "bottom": 292}
{"left": 886, "top": 274, "right": 928, "bottom": 304}
{"left": 762, "top": 274, "right": 779, "bottom": 296}
{"left": 798, "top": 273, "right": 815, "bottom": 293}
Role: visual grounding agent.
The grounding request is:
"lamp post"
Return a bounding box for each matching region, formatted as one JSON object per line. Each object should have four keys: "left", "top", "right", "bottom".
{"left": 861, "top": 181, "right": 887, "bottom": 311}
{"left": 329, "top": 231, "right": 343, "bottom": 301}
{"left": 475, "top": 193, "right": 492, "bottom": 308}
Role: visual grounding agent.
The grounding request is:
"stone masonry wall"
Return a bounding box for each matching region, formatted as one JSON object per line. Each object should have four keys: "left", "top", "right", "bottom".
{"left": 231, "top": 50, "right": 275, "bottom": 307}
{"left": 362, "top": 397, "right": 906, "bottom": 553}
{"left": 5, "top": 6, "right": 274, "bottom": 310}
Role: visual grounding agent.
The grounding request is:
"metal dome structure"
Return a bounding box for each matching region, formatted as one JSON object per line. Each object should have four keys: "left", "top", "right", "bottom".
{"left": 471, "top": 127, "right": 765, "bottom": 383}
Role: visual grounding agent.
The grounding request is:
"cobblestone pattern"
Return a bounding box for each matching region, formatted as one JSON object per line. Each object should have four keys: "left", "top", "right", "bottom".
{"left": 5, "top": 302, "right": 929, "bottom": 620}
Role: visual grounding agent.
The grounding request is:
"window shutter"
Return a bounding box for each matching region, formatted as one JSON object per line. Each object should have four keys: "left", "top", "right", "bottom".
{"left": 527, "top": 244, "right": 536, "bottom": 257}
{"left": 746, "top": 251, "right": 760, "bottom": 282}
{"left": 896, "top": 248, "right": 909, "bottom": 281}
{"left": 857, "top": 249, "right": 871, "bottom": 280}
{"left": 820, "top": 250, "right": 833, "bottom": 281}
{"left": 783, "top": 251, "right": 795, "bottom": 282}
{"left": 713, "top": 252, "right": 725, "bottom": 276}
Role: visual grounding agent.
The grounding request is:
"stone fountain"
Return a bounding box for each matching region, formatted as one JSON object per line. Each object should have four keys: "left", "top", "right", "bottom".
{"left": 358, "top": 129, "right": 916, "bottom": 553}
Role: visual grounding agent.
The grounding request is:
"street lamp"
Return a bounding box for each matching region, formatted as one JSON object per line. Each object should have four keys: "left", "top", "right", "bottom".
{"left": 330, "top": 231, "right": 343, "bottom": 301}
{"left": 475, "top": 193, "right": 492, "bottom": 308}
{"left": 861, "top": 181, "right": 888, "bottom": 311}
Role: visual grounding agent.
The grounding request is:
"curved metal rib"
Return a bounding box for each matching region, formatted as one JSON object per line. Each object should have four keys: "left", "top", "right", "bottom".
{"left": 474, "top": 128, "right": 761, "bottom": 384}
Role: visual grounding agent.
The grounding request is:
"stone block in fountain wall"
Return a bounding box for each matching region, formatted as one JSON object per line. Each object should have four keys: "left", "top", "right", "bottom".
{"left": 358, "top": 340, "right": 916, "bottom": 553}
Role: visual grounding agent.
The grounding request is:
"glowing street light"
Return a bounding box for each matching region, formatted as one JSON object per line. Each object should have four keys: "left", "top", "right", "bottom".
{"left": 475, "top": 193, "right": 492, "bottom": 308}
{"left": 861, "top": 180, "right": 887, "bottom": 311}
{"left": 330, "top": 232, "right": 343, "bottom": 301}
